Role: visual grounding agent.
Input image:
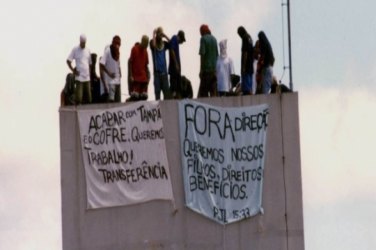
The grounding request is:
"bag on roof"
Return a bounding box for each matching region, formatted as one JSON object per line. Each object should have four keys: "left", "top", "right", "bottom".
{"left": 62, "top": 73, "right": 75, "bottom": 106}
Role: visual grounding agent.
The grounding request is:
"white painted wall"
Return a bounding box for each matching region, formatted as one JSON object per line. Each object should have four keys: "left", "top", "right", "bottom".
{"left": 59, "top": 93, "right": 304, "bottom": 250}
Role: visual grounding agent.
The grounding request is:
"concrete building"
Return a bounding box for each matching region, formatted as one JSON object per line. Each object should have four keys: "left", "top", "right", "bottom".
{"left": 59, "top": 93, "right": 304, "bottom": 250}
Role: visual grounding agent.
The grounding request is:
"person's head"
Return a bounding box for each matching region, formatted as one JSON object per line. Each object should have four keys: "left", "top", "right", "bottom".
{"left": 257, "top": 31, "right": 270, "bottom": 53}
{"left": 79, "top": 34, "right": 87, "bottom": 48}
{"left": 258, "top": 31, "right": 267, "bottom": 43}
{"left": 257, "top": 30, "right": 274, "bottom": 65}
{"left": 237, "top": 26, "right": 247, "bottom": 38}
{"left": 200, "top": 24, "right": 211, "bottom": 36}
{"left": 141, "top": 35, "right": 149, "bottom": 49}
{"left": 156, "top": 27, "right": 164, "bottom": 39}
{"left": 112, "top": 35, "right": 121, "bottom": 49}
{"left": 258, "top": 30, "right": 272, "bottom": 50}
{"left": 219, "top": 39, "right": 227, "bottom": 57}
{"left": 177, "top": 30, "right": 186, "bottom": 44}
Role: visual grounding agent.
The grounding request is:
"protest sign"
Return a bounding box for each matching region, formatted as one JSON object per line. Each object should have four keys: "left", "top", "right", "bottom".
{"left": 78, "top": 102, "right": 173, "bottom": 209}
{"left": 179, "top": 100, "right": 268, "bottom": 224}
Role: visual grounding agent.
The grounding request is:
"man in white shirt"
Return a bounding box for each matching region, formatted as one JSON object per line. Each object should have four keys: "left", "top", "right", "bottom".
{"left": 100, "top": 35, "right": 122, "bottom": 102}
{"left": 216, "top": 39, "right": 234, "bottom": 96}
{"left": 67, "top": 34, "right": 92, "bottom": 104}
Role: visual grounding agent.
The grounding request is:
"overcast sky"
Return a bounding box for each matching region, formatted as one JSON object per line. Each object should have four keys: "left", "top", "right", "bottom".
{"left": 0, "top": 0, "right": 375, "bottom": 249}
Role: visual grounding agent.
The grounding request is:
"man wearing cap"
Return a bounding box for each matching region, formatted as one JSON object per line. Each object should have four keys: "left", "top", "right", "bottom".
{"left": 67, "top": 34, "right": 92, "bottom": 104}
{"left": 168, "top": 30, "right": 186, "bottom": 99}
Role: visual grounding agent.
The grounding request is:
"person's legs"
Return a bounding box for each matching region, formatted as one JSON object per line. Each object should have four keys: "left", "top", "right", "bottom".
{"left": 83, "top": 81, "right": 92, "bottom": 104}
{"left": 161, "top": 74, "right": 171, "bottom": 100}
{"left": 140, "top": 82, "right": 148, "bottom": 100}
{"left": 154, "top": 73, "right": 161, "bottom": 100}
{"left": 198, "top": 72, "right": 210, "bottom": 97}
{"left": 176, "top": 74, "right": 182, "bottom": 98}
{"left": 262, "top": 66, "right": 273, "bottom": 94}
{"left": 218, "top": 91, "right": 226, "bottom": 97}
{"left": 129, "top": 81, "right": 139, "bottom": 101}
{"left": 114, "top": 84, "right": 121, "bottom": 102}
{"left": 108, "top": 84, "right": 115, "bottom": 102}
{"left": 170, "top": 73, "right": 182, "bottom": 98}
{"left": 241, "top": 73, "right": 252, "bottom": 95}
{"left": 75, "top": 81, "right": 83, "bottom": 104}
{"left": 197, "top": 78, "right": 207, "bottom": 98}
{"left": 208, "top": 72, "right": 217, "bottom": 97}
{"left": 169, "top": 74, "right": 177, "bottom": 98}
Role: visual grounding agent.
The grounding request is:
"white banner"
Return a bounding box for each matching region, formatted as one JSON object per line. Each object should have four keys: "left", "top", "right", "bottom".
{"left": 78, "top": 102, "right": 173, "bottom": 209}
{"left": 179, "top": 100, "right": 269, "bottom": 224}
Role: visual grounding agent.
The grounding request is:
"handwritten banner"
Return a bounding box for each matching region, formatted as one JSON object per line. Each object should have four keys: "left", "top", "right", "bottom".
{"left": 179, "top": 100, "right": 269, "bottom": 224}
{"left": 78, "top": 102, "right": 173, "bottom": 209}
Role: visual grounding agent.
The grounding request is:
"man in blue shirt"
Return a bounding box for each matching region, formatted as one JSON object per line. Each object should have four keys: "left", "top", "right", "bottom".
{"left": 150, "top": 27, "right": 171, "bottom": 100}
{"left": 168, "top": 30, "right": 186, "bottom": 99}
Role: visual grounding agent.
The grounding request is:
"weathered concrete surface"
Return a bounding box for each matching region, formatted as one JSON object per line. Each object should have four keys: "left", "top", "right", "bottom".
{"left": 59, "top": 93, "right": 304, "bottom": 250}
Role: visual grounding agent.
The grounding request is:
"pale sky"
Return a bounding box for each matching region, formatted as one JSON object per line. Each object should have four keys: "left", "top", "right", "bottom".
{"left": 0, "top": 0, "right": 376, "bottom": 249}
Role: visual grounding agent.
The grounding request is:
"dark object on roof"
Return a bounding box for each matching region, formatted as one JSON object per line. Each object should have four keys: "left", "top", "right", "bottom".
{"left": 181, "top": 75, "right": 193, "bottom": 99}
{"left": 230, "top": 74, "right": 240, "bottom": 88}
{"left": 271, "top": 82, "right": 291, "bottom": 94}
{"left": 61, "top": 73, "right": 76, "bottom": 106}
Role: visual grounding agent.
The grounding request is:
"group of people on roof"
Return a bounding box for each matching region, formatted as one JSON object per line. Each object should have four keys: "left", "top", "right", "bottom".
{"left": 62, "top": 24, "right": 288, "bottom": 106}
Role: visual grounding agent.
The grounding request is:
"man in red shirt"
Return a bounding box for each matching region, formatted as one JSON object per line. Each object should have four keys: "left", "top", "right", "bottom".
{"left": 129, "top": 35, "right": 150, "bottom": 101}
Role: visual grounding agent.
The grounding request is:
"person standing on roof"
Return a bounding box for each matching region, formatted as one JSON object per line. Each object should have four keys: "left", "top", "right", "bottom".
{"left": 150, "top": 27, "right": 171, "bottom": 100}
{"left": 100, "top": 35, "right": 122, "bottom": 102}
{"left": 66, "top": 34, "right": 92, "bottom": 104}
{"left": 257, "top": 31, "right": 275, "bottom": 94}
{"left": 216, "top": 39, "right": 235, "bottom": 96}
{"left": 198, "top": 24, "right": 218, "bottom": 98}
{"left": 129, "top": 35, "right": 150, "bottom": 101}
{"left": 168, "top": 30, "right": 186, "bottom": 99}
{"left": 237, "top": 26, "right": 254, "bottom": 95}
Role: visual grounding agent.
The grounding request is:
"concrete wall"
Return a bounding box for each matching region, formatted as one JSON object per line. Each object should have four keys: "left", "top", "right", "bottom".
{"left": 59, "top": 93, "right": 304, "bottom": 250}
